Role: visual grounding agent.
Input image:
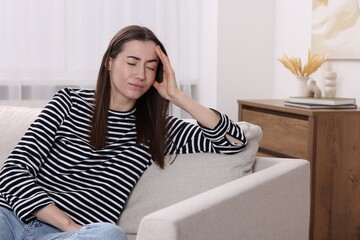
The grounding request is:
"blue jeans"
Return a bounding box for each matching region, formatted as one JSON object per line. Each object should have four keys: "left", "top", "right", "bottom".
{"left": 0, "top": 207, "right": 127, "bottom": 240}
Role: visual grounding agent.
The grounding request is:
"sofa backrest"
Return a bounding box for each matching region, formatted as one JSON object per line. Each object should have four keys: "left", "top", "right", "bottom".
{"left": 0, "top": 106, "right": 42, "bottom": 166}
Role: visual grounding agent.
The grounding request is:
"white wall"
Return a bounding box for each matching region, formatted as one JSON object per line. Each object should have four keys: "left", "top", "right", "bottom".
{"left": 273, "top": 0, "right": 360, "bottom": 102}
{"left": 273, "top": 0, "right": 313, "bottom": 98}
{"left": 216, "top": 0, "right": 275, "bottom": 120}
{"left": 212, "top": 0, "right": 360, "bottom": 121}
{"left": 196, "top": 0, "right": 218, "bottom": 109}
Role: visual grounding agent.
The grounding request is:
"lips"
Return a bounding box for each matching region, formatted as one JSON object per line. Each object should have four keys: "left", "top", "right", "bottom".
{"left": 128, "top": 83, "right": 143, "bottom": 89}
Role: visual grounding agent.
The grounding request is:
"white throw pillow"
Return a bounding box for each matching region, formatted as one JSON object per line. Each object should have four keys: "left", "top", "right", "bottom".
{"left": 119, "top": 122, "right": 262, "bottom": 234}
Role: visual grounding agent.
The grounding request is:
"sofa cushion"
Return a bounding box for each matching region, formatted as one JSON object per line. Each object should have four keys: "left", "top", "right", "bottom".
{"left": 0, "top": 106, "right": 42, "bottom": 167}
{"left": 118, "top": 121, "right": 262, "bottom": 234}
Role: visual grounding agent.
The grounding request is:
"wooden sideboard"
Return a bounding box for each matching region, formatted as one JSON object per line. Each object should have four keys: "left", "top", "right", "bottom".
{"left": 238, "top": 99, "right": 360, "bottom": 240}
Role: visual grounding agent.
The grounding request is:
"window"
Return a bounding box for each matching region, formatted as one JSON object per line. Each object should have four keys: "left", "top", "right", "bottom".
{"left": 0, "top": 0, "right": 204, "bottom": 117}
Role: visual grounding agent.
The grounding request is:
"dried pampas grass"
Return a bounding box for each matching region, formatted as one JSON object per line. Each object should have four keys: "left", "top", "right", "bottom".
{"left": 278, "top": 49, "right": 326, "bottom": 78}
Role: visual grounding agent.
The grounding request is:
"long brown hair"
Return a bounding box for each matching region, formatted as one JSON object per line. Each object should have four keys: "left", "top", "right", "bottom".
{"left": 90, "top": 25, "right": 170, "bottom": 168}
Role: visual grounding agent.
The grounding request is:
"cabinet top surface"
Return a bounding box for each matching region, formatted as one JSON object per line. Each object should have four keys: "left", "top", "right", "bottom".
{"left": 238, "top": 99, "right": 360, "bottom": 116}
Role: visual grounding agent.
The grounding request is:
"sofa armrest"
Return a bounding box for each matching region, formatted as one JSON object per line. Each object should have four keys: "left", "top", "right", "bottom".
{"left": 253, "top": 156, "right": 294, "bottom": 172}
{"left": 136, "top": 158, "right": 310, "bottom": 240}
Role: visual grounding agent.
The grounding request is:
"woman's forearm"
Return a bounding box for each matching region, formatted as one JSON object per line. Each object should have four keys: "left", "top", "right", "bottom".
{"left": 171, "top": 91, "right": 220, "bottom": 129}
{"left": 34, "top": 204, "right": 82, "bottom": 232}
{"left": 171, "top": 92, "right": 244, "bottom": 145}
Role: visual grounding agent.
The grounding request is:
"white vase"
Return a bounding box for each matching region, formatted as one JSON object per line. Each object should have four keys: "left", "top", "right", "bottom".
{"left": 294, "top": 76, "right": 310, "bottom": 97}
{"left": 324, "top": 71, "right": 337, "bottom": 98}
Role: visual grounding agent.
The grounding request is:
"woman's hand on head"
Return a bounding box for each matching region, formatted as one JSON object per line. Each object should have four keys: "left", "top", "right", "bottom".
{"left": 153, "top": 46, "right": 220, "bottom": 128}
{"left": 153, "top": 46, "right": 181, "bottom": 101}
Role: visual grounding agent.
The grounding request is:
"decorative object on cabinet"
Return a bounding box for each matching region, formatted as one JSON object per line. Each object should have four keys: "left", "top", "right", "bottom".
{"left": 324, "top": 71, "right": 337, "bottom": 97}
{"left": 307, "top": 80, "right": 322, "bottom": 98}
{"left": 295, "top": 76, "right": 312, "bottom": 97}
{"left": 288, "top": 96, "right": 356, "bottom": 105}
{"left": 278, "top": 49, "right": 326, "bottom": 96}
{"left": 284, "top": 101, "right": 357, "bottom": 109}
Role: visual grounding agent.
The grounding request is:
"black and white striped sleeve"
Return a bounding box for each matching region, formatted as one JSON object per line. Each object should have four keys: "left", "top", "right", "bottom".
{"left": 0, "top": 89, "right": 72, "bottom": 222}
{"left": 166, "top": 109, "right": 247, "bottom": 155}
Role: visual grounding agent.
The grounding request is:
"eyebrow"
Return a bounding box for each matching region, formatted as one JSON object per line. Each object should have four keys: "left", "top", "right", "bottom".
{"left": 127, "top": 56, "right": 158, "bottom": 63}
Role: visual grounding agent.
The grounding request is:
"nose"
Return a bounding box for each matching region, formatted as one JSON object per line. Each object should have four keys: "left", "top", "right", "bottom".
{"left": 136, "top": 65, "right": 146, "bottom": 80}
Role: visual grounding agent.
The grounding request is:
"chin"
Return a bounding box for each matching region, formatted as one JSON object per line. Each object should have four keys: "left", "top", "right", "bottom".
{"left": 127, "top": 93, "right": 145, "bottom": 101}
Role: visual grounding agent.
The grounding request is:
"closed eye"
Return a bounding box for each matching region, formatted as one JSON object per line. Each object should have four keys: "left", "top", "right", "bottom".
{"left": 147, "top": 66, "right": 155, "bottom": 71}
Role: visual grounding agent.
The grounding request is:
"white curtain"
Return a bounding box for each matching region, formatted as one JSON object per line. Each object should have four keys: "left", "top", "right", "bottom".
{"left": 0, "top": 0, "right": 201, "bottom": 117}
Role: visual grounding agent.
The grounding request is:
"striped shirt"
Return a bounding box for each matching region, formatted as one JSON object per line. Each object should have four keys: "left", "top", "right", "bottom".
{"left": 0, "top": 88, "right": 247, "bottom": 225}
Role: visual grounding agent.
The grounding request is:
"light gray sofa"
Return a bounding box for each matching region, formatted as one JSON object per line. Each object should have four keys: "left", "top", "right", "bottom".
{"left": 0, "top": 106, "right": 310, "bottom": 240}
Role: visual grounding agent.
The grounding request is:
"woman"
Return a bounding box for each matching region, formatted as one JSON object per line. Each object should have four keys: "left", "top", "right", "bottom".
{"left": 0, "top": 25, "right": 247, "bottom": 240}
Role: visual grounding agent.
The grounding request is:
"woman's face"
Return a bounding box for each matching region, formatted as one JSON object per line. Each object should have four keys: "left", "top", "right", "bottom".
{"left": 108, "top": 40, "right": 159, "bottom": 111}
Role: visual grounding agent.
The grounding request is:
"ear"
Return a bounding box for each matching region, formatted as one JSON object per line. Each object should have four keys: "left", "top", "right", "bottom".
{"left": 106, "top": 57, "right": 112, "bottom": 71}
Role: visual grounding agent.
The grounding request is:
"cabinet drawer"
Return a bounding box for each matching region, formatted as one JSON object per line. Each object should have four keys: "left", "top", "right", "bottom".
{"left": 241, "top": 109, "right": 309, "bottom": 159}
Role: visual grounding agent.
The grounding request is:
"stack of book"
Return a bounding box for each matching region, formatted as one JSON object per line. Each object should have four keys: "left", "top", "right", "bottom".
{"left": 284, "top": 97, "right": 358, "bottom": 109}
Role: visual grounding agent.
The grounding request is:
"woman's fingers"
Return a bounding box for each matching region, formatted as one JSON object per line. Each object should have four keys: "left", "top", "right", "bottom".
{"left": 156, "top": 46, "right": 174, "bottom": 75}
